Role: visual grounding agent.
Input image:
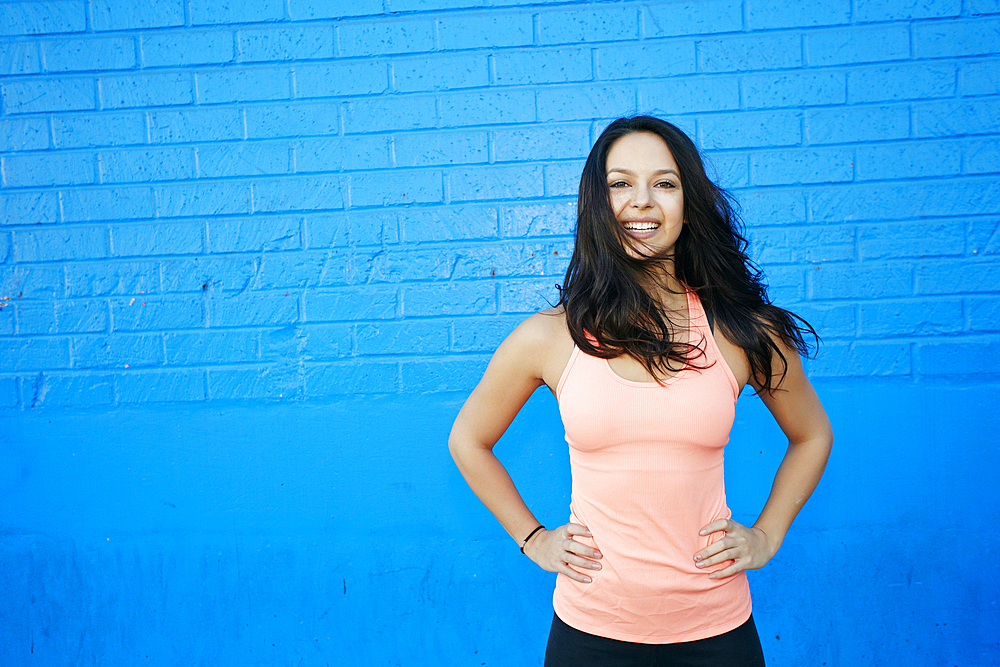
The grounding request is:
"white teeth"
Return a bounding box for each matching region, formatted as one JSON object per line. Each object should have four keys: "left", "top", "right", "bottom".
{"left": 624, "top": 222, "right": 659, "bottom": 231}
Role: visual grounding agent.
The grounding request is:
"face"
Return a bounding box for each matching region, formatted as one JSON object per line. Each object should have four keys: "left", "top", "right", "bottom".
{"left": 605, "top": 131, "right": 684, "bottom": 258}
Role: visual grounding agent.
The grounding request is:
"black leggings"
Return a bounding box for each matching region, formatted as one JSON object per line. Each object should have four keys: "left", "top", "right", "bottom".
{"left": 544, "top": 613, "right": 766, "bottom": 667}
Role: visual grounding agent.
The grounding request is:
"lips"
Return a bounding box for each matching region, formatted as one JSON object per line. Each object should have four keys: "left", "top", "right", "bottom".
{"left": 621, "top": 219, "right": 660, "bottom": 239}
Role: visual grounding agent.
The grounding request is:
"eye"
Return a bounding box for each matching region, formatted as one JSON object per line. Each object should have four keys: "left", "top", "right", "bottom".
{"left": 656, "top": 180, "right": 677, "bottom": 189}
{"left": 608, "top": 180, "right": 629, "bottom": 188}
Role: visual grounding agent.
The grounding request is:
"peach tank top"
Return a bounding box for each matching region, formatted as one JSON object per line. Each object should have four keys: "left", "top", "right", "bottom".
{"left": 553, "top": 290, "right": 752, "bottom": 644}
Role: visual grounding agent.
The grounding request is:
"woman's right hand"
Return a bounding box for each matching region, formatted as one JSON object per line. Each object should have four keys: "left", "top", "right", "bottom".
{"left": 523, "top": 523, "right": 603, "bottom": 583}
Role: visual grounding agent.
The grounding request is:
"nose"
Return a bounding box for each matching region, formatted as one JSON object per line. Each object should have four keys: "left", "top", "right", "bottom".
{"left": 630, "top": 183, "right": 652, "bottom": 208}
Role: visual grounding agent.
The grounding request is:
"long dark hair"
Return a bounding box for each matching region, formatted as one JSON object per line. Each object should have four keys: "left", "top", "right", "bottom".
{"left": 557, "top": 116, "right": 816, "bottom": 394}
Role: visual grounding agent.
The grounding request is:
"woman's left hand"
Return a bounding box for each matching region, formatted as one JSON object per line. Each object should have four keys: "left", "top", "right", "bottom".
{"left": 693, "top": 519, "right": 778, "bottom": 580}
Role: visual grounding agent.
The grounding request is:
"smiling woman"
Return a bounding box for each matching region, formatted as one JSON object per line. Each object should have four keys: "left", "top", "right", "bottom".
{"left": 448, "top": 116, "right": 833, "bottom": 666}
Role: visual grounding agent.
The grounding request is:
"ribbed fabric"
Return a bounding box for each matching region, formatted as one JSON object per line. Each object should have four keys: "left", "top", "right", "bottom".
{"left": 553, "top": 290, "right": 752, "bottom": 644}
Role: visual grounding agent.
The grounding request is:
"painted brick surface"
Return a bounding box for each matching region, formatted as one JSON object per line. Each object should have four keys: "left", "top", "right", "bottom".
{"left": 0, "top": 0, "right": 997, "bottom": 412}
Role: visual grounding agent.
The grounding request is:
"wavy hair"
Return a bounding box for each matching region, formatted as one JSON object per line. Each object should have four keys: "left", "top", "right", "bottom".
{"left": 557, "top": 116, "right": 816, "bottom": 393}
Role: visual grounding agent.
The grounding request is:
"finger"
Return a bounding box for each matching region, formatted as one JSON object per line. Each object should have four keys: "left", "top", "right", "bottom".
{"left": 564, "top": 553, "right": 602, "bottom": 570}
{"left": 699, "top": 519, "right": 731, "bottom": 537}
{"left": 696, "top": 547, "right": 739, "bottom": 568}
{"left": 564, "top": 539, "right": 603, "bottom": 560}
{"left": 694, "top": 537, "right": 733, "bottom": 562}
{"left": 708, "top": 559, "right": 745, "bottom": 579}
{"left": 556, "top": 562, "right": 593, "bottom": 584}
{"left": 564, "top": 523, "right": 592, "bottom": 538}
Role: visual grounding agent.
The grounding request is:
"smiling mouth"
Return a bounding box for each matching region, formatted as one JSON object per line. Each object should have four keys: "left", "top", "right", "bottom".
{"left": 621, "top": 220, "right": 660, "bottom": 238}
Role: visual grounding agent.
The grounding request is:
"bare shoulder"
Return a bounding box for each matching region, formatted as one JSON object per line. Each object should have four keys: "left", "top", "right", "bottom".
{"left": 503, "top": 306, "right": 574, "bottom": 395}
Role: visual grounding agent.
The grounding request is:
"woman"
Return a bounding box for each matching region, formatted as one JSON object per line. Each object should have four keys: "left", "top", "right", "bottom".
{"left": 448, "top": 116, "right": 832, "bottom": 666}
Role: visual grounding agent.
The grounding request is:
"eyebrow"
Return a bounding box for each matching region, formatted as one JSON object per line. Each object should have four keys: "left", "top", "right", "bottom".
{"left": 606, "top": 167, "right": 680, "bottom": 177}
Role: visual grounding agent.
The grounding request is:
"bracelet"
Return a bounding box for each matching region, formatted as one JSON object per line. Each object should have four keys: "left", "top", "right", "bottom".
{"left": 520, "top": 525, "right": 546, "bottom": 554}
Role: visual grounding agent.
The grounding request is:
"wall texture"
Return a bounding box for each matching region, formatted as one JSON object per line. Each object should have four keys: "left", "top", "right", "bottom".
{"left": 0, "top": 0, "right": 998, "bottom": 665}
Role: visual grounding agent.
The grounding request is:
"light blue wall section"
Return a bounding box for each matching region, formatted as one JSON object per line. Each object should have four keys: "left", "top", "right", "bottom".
{"left": 0, "top": 0, "right": 998, "bottom": 664}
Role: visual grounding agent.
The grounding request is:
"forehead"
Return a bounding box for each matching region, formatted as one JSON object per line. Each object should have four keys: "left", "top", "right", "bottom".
{"left": 605, "top": 131, "right": 677, "bottom": 172}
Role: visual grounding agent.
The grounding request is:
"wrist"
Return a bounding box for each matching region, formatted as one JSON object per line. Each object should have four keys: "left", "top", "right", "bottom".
{"left": 520, "top": 525, "right": 546, "bottom": 554}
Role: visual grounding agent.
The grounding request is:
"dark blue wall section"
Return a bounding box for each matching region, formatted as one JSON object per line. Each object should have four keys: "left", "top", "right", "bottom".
{"left": 1, "top": 0, "right": 998, "bottom": 664}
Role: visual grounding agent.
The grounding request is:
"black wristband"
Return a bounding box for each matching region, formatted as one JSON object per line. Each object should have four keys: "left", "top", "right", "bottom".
{"left": 520, "top": 525, "right": 546, "bottom": 554}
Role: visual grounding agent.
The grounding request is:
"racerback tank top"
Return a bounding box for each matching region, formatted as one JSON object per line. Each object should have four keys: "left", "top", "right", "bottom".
{"left": 553, "top": 290, "right": 752, "bottom": 644}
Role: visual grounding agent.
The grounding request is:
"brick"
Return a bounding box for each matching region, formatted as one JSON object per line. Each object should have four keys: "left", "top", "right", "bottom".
{"left": 304, "top": 287, "right": 398, "bottom": 322}
{"left": 394, "top": 53, "right": 489, "bottom": 92}
{"left": 101, "top": 147, "right": 196, "bottom": 183}
{"left": 208, "top": 366, "right": 295, "bottom": 400}
{"left": 748, "top": 0, "right": 849, "bottom": 28}
{"left": 544, "top": 162, "right": 585, "bottom": 197}
{"left": 238, "top": 25, "right": 335, "bottom": 62}
{"left": 0, "top": 376, "right": 16, "bottom": 407}
{"left": 339, "top": 17, "right": 435, "bottom": 57}
{"left": 966, "top": 138, "right": 1000, "bottom": 175}
{"left": 288, "top": 0, "right": 383, "bottom": 20}
{"left": 53, "top": 111, "right": 146, "bottom": 148}
{"left": 116, "top": 369, "right": 205, "bottom": 403}
{"left": 294, "top": 61, "right": 389, "bottom": 98}
{"left": 859, "top": 299, "right": 963, "bottom": 337}
{"left": 0, "top": 301, "right": 12, "bottom": 334}
{"left": 165, "top": 330, "right": 259, "bottom": 364}
{"left": 969, "top": 297, "right": 1000, "bottom": 331}
{"left": 437, "top": 11, "right": 533, "bottom": 50}
{"left": 915, "top": 340, "right": 1000, "bottom": 376}
{"left": 440, "top": 89, "right": 536, "bottom": 127}
{"left": 742, "top": 71, "right": 845, "bottom": 109}
{"left": 967, "top": 218, "right": 1000, "bottom": 255}
{"left": 705, "top": 152, "right": 749, "bottom": 189}
{"left": 750, "top": 147, "right": 853, "bottom": 186}
{"left": 157, "top": 181, "right": 251, "bottom": 218}
{"left": 142, "top": 30, "right": 235, "bottom": 67}
{"left": 805, "top": 25, "right": 910, "bottom": 67}
{"left": 449, "top": 164, "right": 544, "bottom": 202}
{"left": 42, "top": 36, "right": 136, "bottom": 72}
{"left": 537, "top": 83, "right": 635, "bottom": 122}
{"left": 294, "top": 136, "right": 390, "bottom": 173}
{"left": 253, "top": 176, "right": 345, "bottom": 212}
{"left": 806, "top": 341, "right": 910, "bottom": 377}
{"left": 26, "top": 372, "right": 114, "bottom": 408}
{"left": 759, "top": 264, "right": 806, "bottom": 303}
{"left": 698, "top": 33, "right": 801, "bottom": 72}
{"left": 190, "top": 0, "right": 285, "bottom": 25}
{"left": 15, "top": 225, "right": 106, "bottom": 262}
{"left": 916, "top": 259, "right": 1000, "bottom": 294}
{"left": 856, "top": 140, "right": 961, "bottom": 181}
{"left": 640, "top": 75, "right": 740, "bottom": 114}
{"left": 65, "top": 261, "right": 157, "bottom": 297}
{"left": 855, "top": 0, "right": 960, "bottom": 20}
{"left": 197, "top": 67, "right": 291, "bottom": 104}
{"left": 914, "top": 98, "right": 1000, "bottom": 138}
{"left": 304, "top": 211, "right": 367, "bottom": 248}
{"left": 112, "top": 221, "right": 204, "bottom": 257}
{"left": 55, "top": 299, "right": 109, "bottom": 333}
{"left": 971, "top": 0, "right": 1000, "bottom": 13}
{"left": 400, "top": 357, "right": 487, "bottom": 393}
{"left": 253, "top": 250, "right": 348, "bottom": 289}
{"left": 209, "top": 217, "right": 300, "bottom": 253}
{"left": 642, "top": 0, "right": 742, "bottom": 37}
{"left": 500, "top": 277, "right": 561, "bottom": 313}
{"left": 2, "top": 77, "right": 95, "bottom": 114}
{"left": 914, "top": 17, "right": 1000, "bottom": 58}
{"left": 788, "top": 302, "right": 855, "bottom": 339}
{"left": 0, "top": 338, "right": 71, "bottom": 371}
{"left": 452, "top": 316, "right": 521, "bottom": 352}
{"left": 356, "top": 320, "right": 448, "bottom": 356}
{"left": 100, "top": 72, "right": 193, "bottom": 109}
{"left": 74, "top": 333, "right": 164, "bottom": 368}
{"left": 595, "top": 41, "right": 695, "bottom": 80}
{"left": 0, "top": 2, "right": 86, "bottom": 37}
{"left": 92, "top": 0, "right": 184, "bottom": 30}
{"left": 858, "top": 221, "right": 964, "bottom": 259}
{"left": 962, "top": 61, "right": 1000, "bottom": 96}
{"left": 4, "top": 151, "right": 95, "bottom": 187}
{"left": 350, "top": 170, "right": 442, "bottom": 207}
{"left": 538, "top": 5, "right": 636, "bottom": 44}
{"left": 151, "top": 108, "right": 244, "bottom": 144}
{"left": 811, "top": 262, "right": 912, "bottom": 299}
{"left": 394, "top": 130, "right": 488, "bottom": 167}
{"left": 494, "top": 48, "right": 592, "bottom": 86}
{"left": 246, "top": 102, "right": 339, "bottom": 139}
{"left": 112, "top": 295, "right": 203, "bottom": 330}
{"left": 299, "top": 323, "right": 354, "bottom": 359}
{"left": 209, "top": 291, "right": 297, "bottom": 326}
{"left": 809, "top": 179, "right": 1000, "bottom": 221}
{"left": 62, "top": 186, "right": 154, "bottom": 222}
{"left": 699, "top": 110, "right": 801, "bottom": 150}
{"left": 493, "top": 124, "right": 590, "bottom": 163}
{"left": 343, "top": 95, "right": 437, "bottom": 133}
{"left": 806, "top": 105, "right": 909, "bottom": 145}
{"left": 0, "top": 192, "right": 55, "bottom": 226}
{"left": 198, "top": 142, "right": 290, "bottom": 178}
{"left": 160, "top": 256, "right": 256, "bottom": 293}
{"left": 402, "top": 282, "right": 497, "bottom": 316}
{"left": 500, "top": 202, "right": 576, "bottom": 237}
{"left": 1, "top": 41, "right": 42, "bottom": 75}
{"left": 0, "top": 231, "right": 10, "bottom": 262}
{"left": 14, "top": 300, "right": 56, "bottom": 334}
{"left": 402, "top": 206, "right": 498, "bottom": 243}
{"left": 848, "top": 64, "right": 955, "bottom": 104}
{"left": 737, "top": 187, "right": 807, "bottom": 226}
{"left": 304, "top": 361, "right": 398, "bottom": 397}
{"left": 341, "top": 209, "right": 400, "bottom": 246}
{"left": 751, "top": 225, "right": 854, "bottom": 264}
